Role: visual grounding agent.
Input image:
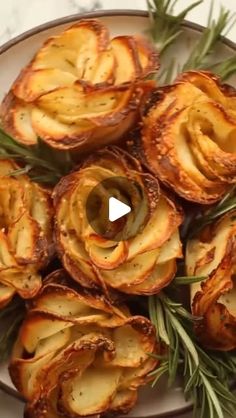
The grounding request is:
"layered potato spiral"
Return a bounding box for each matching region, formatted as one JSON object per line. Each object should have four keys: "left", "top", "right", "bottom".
{"left": 53, "top": 147, "right": 183, "bottom": 295}
{"left": 1, "top": 19, "right": 158, "bottom": 152}
{"left": 0, "top": 160, "right": 53, "bottom": 308}
{"left": 186, "top": 211, "right": 236, "bottom": 350}
{"left": 141, "top": 71, "right": 236, "bottom": 204}
{"left": 10, "top": 270, "right": 158, "bottom": 418}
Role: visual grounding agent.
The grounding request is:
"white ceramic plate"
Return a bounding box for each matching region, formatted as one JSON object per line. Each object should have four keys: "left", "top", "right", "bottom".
{"left": 0, "top": 9, "right": 236, "bottom": 418}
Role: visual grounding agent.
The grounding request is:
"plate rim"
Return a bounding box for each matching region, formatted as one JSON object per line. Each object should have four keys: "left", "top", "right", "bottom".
{"left": 1, "top": 9, "right": 236, "bottom": 55}
{"left": 0, "top": 8, "right": 235, "bottom": 418}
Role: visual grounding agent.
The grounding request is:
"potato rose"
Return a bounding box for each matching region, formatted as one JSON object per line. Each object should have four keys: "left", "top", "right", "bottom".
{"left": 0, "top": 160, "right": 53, "bottom": 308}
{"left": 9, "top": 270, "right": 158, "bottom": 417}
{"left": 1, "top": 19, "right": 158, "bottom": 152}
{"left": 186, "top": 211, "right": 236, "bottom": 350}
{"left": 53, "top": 147, "right": 183, "bottom": 295}
{"left": 141, "top": 70, "right": 236, "bottom": 204}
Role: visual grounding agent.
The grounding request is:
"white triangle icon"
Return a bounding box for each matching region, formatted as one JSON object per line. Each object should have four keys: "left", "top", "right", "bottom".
{"left": 108, "top": 197, "right": 131, "bottom": 222}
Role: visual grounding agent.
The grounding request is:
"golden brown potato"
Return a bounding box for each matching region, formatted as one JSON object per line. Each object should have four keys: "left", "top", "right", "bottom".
{"left": 141, "top": 71, "right": 236, "bottom": 204}
{"left": 186, "top": 210, "right": 236, "bottom": 350}
{"left": 10, "top": 270, "right": 158, "bottom": 417}
{"left": 0, "top": 160, "right": 53, "bottom": 308}
{"left": 53, "top": 147, "right": 183, "bottom": 295}
{"left": 1, "top": 19, "right": 158, "bottom": 152}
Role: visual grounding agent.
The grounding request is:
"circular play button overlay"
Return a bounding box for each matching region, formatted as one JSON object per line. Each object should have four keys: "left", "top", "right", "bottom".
{"left": 86, "top": 176, "right": 149, "bottom": 241}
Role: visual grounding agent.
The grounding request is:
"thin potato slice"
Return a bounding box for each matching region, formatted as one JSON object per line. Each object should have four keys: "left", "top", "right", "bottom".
{"left": 0, "top": 284, "right": 15, "bottom": 308}
{"left": 120, "top": 259, "right": 177, "bottom": 295}
{"left": 60, "top": 366, "right": 122, "bottom": 416}
{"left": 109, "top": 318, "right": 155, "bottom": 368}
{"left": 31, "top": 20, "right": 110, "bottom": 75}
{"left": 110, "top": 389, "right": 137, "bottom": 414}
{"left": 13, "top": 68, "right": 77, "bottom": 102}
{"left": 111, "top": 36, "right": 142, "bottom": 84}
{"left": 1, "top": 93, "right": 37, "bottom": 145}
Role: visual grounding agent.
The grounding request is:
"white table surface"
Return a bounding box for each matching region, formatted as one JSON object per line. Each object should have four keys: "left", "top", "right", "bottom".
{"left": 0, "top": 0, "right": 236, "bottom": 417}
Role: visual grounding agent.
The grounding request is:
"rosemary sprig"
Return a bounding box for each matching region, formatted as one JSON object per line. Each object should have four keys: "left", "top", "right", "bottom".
{"left": 207, "top": 56, "right": 236, "bottom": 81}
{"left": 0, "top": 297, "right": 25, "bottom": 362}
{"left": 188, "top": 185, "right": 236, "bottom": 238}
{"left": 173, "top": 275, "right": 207, "bottom": 285}
{"left": 147, "top": 0, "right": 202, "bottom": 56}
{"left": 182, "top": 3, "right": 236, "bottom": 72}
{"left": 149, "top": 293, "right": 236, "bottom": 418}
{"left": 149, "top": 0, "right": 236, "bottom": 83}
{"left": 0, "top": 127, "right": 74, "bottom": 185}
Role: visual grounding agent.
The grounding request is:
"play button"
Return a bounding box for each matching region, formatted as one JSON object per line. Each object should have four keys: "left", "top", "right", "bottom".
{"left": 86, "top": 176, "right": 148, "bottom": 241}
{"left": 108, "top": 197, "right": 131, "bottom": 222}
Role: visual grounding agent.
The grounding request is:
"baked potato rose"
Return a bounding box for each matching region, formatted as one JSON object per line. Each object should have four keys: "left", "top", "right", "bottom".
{"left": 1, "top": 19, "right": 158, "bottom": 152}
{"left": 10, "top": 270, "right": 158, "bottom": 418}
{"left": 53, "top": 147, "right": 183, "bottom": 295}
{"left": 0, "top": 160, "right": 53, "bottom": 308}
{"left": 186, "top": 211, "right": 236, "bottom": 350}
{"left": 141, "top": 71, "right": 236, "bottom": 204}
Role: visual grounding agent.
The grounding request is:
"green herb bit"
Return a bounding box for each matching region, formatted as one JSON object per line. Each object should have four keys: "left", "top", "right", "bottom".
{"left": 183, "top": 3, "right": 236, "bottom": 72}
{"left": 147, "top": 0, "right": 202, "bottom": 56}
{"left": 0, "top": 127, "right": 74, "bottom": 185}
{"left": 149, "top": 293, "right": 236, "bottom": 418}
{"left": 8, "top": 164, "right": 32, "bottom": 177}
{"left": 0, "top": 297, "right": 25, "bottom": 362}
{"left": 173, "top": 275, "right": 207, "bottom": 285}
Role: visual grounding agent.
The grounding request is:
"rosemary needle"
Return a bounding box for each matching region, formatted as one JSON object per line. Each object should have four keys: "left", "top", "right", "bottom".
{"left": 183, "top": 3, "right": 236, "bottom": 71}
{"left": 173, "top": 275, "right": 207, "bottom": 285}
{"left": 147, "top": 0, "right": 202, "bottom": 56}
{"left": 0, "top": 297, "right": 25, "bottom": 362}
{"left": 188, "top": 185, "right": 236, "bottom": 238}
{"left": 0, "top": 127, "right": 74, "bottom": 185}
{"left": 148, "top": 293, "right": 236, "bottom": 418}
